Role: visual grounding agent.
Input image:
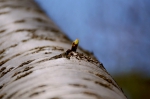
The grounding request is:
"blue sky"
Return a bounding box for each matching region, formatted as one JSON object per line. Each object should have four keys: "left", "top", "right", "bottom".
{"left": 35, "top": 0, "right": 150, "bottom": 76}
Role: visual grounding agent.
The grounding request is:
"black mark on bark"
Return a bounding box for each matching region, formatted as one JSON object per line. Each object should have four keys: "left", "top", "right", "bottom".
{"left": 0, "top": 5, "right": 22, "bottom": 9}
{"left": 25, "top": 7, "right": 44, "bottom": 14}
{"left": 12, "top": 71, "right": 22, "bottom": 77}
{"left": 95, "top": 81, "right": 112, "bottom": 90}
{"left": 0, "top": 93, "right": 6, "bottom": 99}
{"left": 12, "top": 66, "right": 33, "bottom": 77}
{"left": 50, "top": 97, "right": 60, "bottom": 99}
{"left": 0, "top": 59, "right": 9, "bottom": 67}
{"left": 0, "top": 84, "right": 4, "bottom": 89}
{"left": 0, "top": 11, "right": 10, "bottom": 15}
{"left": 95, "top": 73, "right": 119, "bottom": 90}
{"left": 29, "top": 90, "right": 45, "bottom": 97}
{"left": 69, "top": 84, "right": 87, "bottom": 88}
{"left": 15, "top": 29, "right": 36, "bottom": 33}
{"left": 6, "top": 91, "right": 18, "bottom": 99}
{"left": 0, "top": 53, "right": 21, "bottom": 67}
{"left": 83, "top": 78, "right": 91, "bottom": 81}
{"left": 50, "top": 28, "right": 60, "bottom": 33}
{"left": 33, "top": 17, "right": 47, "bottom": 23}
{"left": 33, "top": 85, "right": 47, "bottom": 90}
{"left": 15, "top": 71, "right": 32, "bottom": 81}
{"left": 0, "top": 56, "right": 4, "bottom": 60}
{"left": 10, "top": 44, "right": 18, "bottom": 48}
{"left": 0, "top": 67, "right": 14, "bottom": 78}
{"left": 0, "top": 29, "right": 6, "bottom": 33}
{"left": 0, "top": 44, "right": 17, "bottom": 56}
{"left": 83, "top": 91, "right": 101, "bottom": 99}
{"left": 0, "top": 67, "right": 6, "bottom": 72}
{"left": 44, "top": 52, "right": 52, "bottom": 54}
{"left": 0, "top": 49, "right": 5, "bottom": 55}
{"left": 14, "top": 20, "right": 25, "bottom": 23}
{"left": 22, "top": 66, "right": 33, "bottom": 72}
{"left": 18, "top": 60, "right": 34, "bottom": 68}
{"left": 21, "top": 39, "right": 30, "bottom": 42}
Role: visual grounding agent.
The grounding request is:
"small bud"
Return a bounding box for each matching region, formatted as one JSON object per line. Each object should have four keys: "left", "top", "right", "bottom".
{"left": 71, "top": 39, "right": 79, "bottom": 52}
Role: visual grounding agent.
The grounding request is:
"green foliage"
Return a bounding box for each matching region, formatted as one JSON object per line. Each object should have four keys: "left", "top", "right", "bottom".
{"left": 114, "top": 73, "right": 150, "bottom": 99}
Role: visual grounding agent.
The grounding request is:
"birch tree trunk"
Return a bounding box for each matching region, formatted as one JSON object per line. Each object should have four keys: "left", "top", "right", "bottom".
{"left": 0, "top": 0, "right": 127, "bottom": 99}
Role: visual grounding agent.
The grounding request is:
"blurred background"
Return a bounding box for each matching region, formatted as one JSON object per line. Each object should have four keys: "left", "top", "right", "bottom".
{"left": 35, "top": 0, "right": 150, "bottom": 99}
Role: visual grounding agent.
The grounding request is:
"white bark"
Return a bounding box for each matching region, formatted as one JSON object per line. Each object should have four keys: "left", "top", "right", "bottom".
{"left": 0, "top": 0, "right": 127, "bottom": 99}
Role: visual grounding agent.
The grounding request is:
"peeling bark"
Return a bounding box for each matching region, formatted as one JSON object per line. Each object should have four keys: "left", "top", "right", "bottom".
{"left": 0, "top": 0, "right": 127, "bottom": 99}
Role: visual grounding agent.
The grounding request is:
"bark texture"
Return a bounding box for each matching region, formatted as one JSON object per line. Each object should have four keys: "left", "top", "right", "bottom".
{"left": 0, "top": 0, "right": 127, "bottom": 99}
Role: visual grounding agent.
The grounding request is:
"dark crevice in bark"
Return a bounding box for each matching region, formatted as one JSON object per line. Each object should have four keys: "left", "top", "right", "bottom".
{"left": 32, "top": 85, "right": 47, "bottom": 90}
{"left": 15, "top": 29, "right": 36, "bottom": 33}
{"left": 86, "top": 71, "right": 120, "bottom": 91}
{"left": 29, "top": 90, "right": 45, "bottom": 97}
{"left": 0, "top": 44, "right": 18, "bottom": 58}
{"left": 32, "top": 17, "right": 48, "bottom": 23}
{"left": 0, "top": 28, "right": 61, "bottom": 42}
{"left": 12, "top": 71, "right": 22, "bottom": 77}
{"left": 0, "top": 67, "right": 6, "bottom": 72}
{"left": 69, "top": 84, "right": 87, "bottom": 88}
{"left": 0, "top": 93, "right": 6, "bottom": 99}
{"left": 13, "top": 17, "right": 50, "bottom": 25}
{"left": 50, "top": 97, "right": 60, "bottom": 99}
{"left": 0, "top": 59, "right": 10, "bottom": 67}
{"left": 18, "top": 60, "right": 34, "bottom": 68}
{"left": 0, "top": 29, "right": 35, "bottom": 38}
{"left": 0, "top": 67, "right": 14, "bottom": 78}
{"left": 0, "top": 53, "right": 21, "bottom": 67}
{"left": 0, "top": 49, "right": 5, "bottom": 55}
{"left": 94, "top": 81, "right": 112, "bottom": 90}
{"left": 0, "top": 83, "right": 4, "bottom": 89}
{"left": 0, "top": 11, "right": 10, "bottom": 15}
{"left": 12, "top": 66, "right": 33, "bottom": 77}
{"left": 21, "top": 39, "right": 30, "bottom": 42}
{"left": 14, "top": 20, "right": 26, "bottom": 23}
{"left": 95, "top": 73, "right": 119, "bottom": 90}
{"left": 16, "top": 84, "right": 47, "bottom": 97}
{"left": 44, "top": 52, "right": 52, "bottom": 54}
{"left": 83, "top": 77, "right": 92, "bottom": 81}
{"left": 83, "top": 91, "right": 101, "bottom": 99}
{"left": 14, "top": 71, "right": 33, "bottom": 81}
{"left": 6, "top": 91, "right": 19, "bottom": 99}
{"left": 35, "top": 51, "right": 102, "bottom": 70}
{"left": 0, "top": 4, "right": 44, "bottom": 14}
{"left": 0, "top": 29, "right": 6, "bottom": 33}
{"left": 0, "top": 55, "right": 4, "bottom": 60}
{"left": 24, "top": 46, "right": 63, "bottom": 56}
